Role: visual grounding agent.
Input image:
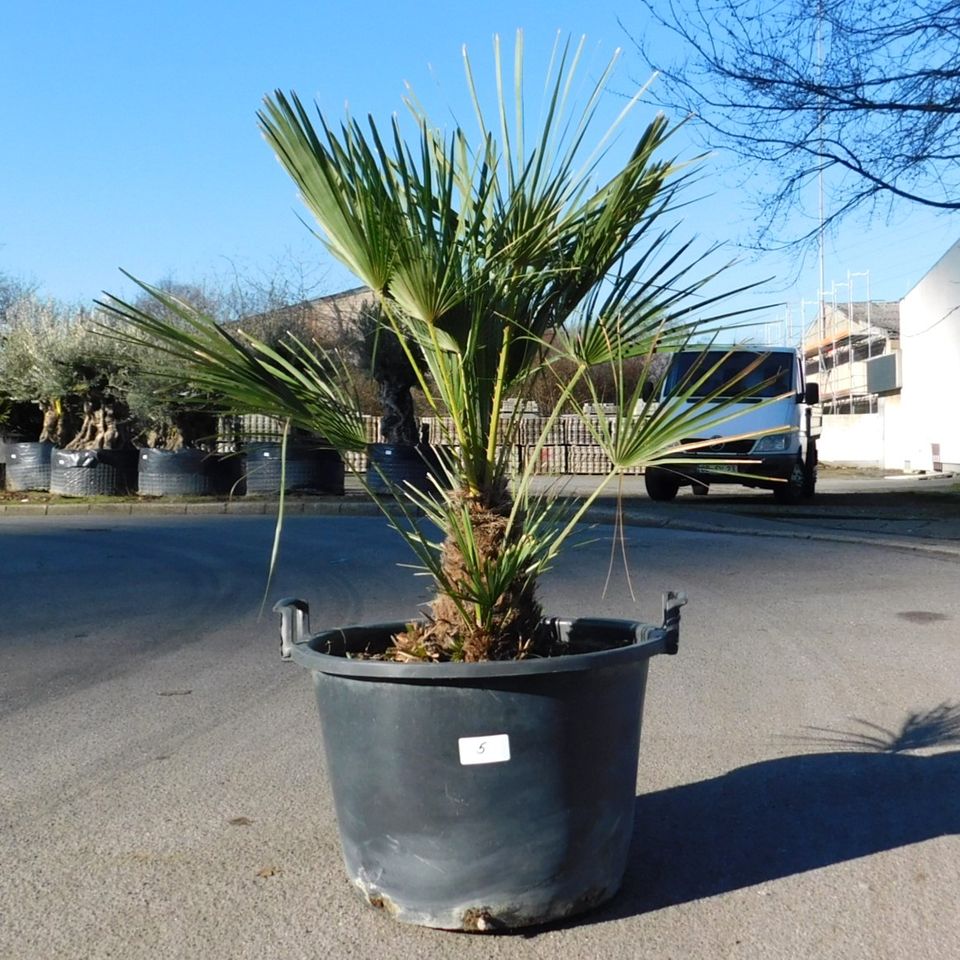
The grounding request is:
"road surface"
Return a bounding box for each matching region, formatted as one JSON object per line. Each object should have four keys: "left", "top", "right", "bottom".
{"left": 1, "top": 514, "right": 958, "bottom": 959}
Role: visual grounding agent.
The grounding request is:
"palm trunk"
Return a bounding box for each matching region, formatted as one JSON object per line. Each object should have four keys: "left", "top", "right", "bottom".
{"left": 393, "top": 484, "right": 543, "bottom": 662}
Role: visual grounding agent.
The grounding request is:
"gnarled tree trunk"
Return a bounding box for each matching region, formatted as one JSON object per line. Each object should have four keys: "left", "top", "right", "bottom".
{"left": 64, "top": 399, "right": 129, "bottom": 451}
{"left": 143, "top": 411, "right": 217, "bottom": 451}
{"left": 378, "top": 376, "right": 419, "bottom": 445}
{"left": 37, "top": 399, "right": 70, "bottom": 446}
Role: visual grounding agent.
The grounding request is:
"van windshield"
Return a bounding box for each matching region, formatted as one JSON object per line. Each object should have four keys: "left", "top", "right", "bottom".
{"left": 663, "top": 350, "right": 794, "bottom": 401}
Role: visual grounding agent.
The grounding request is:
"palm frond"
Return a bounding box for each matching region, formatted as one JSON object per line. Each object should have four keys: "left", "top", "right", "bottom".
{"left": 104, "top": 33, "right": 786, "bottom": 660}
{"left": 96, "top": 277, "right": 367, "bottom": 452}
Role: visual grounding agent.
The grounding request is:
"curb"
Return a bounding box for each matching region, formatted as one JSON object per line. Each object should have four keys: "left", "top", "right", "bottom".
{"left": 0, "top": 495, "right": 380, "bottom": 519}
{"left": 4, "top": 493, "right": 960, "bottom": 559}
{"left": 577, "top": 505, "right": 960, "bottom": 559}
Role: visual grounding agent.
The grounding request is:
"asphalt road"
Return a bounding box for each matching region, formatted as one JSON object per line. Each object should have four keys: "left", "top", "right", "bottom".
{"left": 1, "top": 514, "right": 959, "bottom": 959}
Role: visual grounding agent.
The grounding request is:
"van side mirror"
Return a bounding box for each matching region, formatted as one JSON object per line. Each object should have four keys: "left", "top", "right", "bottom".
{"left": 804, "top": 383, "right": 820, "bottom": 405}
{"left": 640, "top": 380, "right": 655, "bottom": 403}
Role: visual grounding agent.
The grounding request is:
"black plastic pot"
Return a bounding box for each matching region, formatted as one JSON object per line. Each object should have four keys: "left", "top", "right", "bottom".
{"left": 276, "top": 596, "right": 684, "bottom": 931}
{"left": 49, "top": 449, "right": 137, "bottom": 497}
{"left": 244, "top": 442, "right": 344, "bottom": 496}
{"left": 210, "top": 452, "right": 246, "bottom": 496}
{"left": 0, "top": 436, "right": 10, "bottom": 488}
{"left": 137, "top": 447, "right": 217, "bottom": 497}
{"left": 4, "top": 441, "right": 54, "bottom": 492}
{"left": 366, "top": 443, "right": 446, "bottom": 496}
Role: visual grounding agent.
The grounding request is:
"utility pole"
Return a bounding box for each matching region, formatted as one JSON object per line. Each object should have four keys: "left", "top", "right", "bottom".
{"left": 816, "top": 0, "right": 828, "bottom": 397}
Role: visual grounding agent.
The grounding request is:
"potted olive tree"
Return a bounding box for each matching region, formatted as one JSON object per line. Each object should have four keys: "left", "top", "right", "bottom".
{"left": 354, "top": 303, "right": 445, "bottom": 494}
{"left": 102, "top": 36, "right": 771, "bottom": 931}
{"left": 1, "top": 293, "right": 141, "bottom": 495}
{"left": 0, "top": 294, "right": 83, "bottom": 491}
{"left": 231, "top": 309, "right": 345, "bottom": 497}
{"left": 118, "top": 283, "right": 227, "bottom": 496}
{"left": 49, "top": 319, "right": 138, "bottom": 496}
{"left": 0, "top": 274, "right": 41, "bottom": 478}
{"left": 125, "top": 372, "right": 222, "bottom": 497}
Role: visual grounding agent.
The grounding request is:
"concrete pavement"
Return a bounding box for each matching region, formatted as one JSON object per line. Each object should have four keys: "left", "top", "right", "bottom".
{"left": 2, "top": 515, "right": 958, "bottom": 959}
{"left": 3, "top": 468, "right": 959, "bottom": 958}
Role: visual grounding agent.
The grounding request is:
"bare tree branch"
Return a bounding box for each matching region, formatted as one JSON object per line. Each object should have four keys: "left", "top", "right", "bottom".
{"left": 626, "top": 0, "right": 960, "bottom": 247}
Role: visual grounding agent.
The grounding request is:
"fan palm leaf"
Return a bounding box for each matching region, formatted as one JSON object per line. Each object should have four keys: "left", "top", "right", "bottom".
{"left": 105, "top": 32, "right": 773, "bottom": 660}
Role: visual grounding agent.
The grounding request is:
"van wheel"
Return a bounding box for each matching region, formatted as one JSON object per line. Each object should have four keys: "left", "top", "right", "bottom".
{"left": 692, "top": 482, "right": 709, "bottom": 496}
{"left": 773, "top": 459, "right": 805, "bottom": 504}
{"left": 802, "top": 443, "right": 817, "bottom": 498}
{"left": 645, "top": 468, "right": 680, "bottom": 502}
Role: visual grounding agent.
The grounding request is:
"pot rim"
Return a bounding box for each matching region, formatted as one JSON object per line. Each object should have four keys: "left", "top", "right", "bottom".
{"left": 138, "top": 446, "right": 210, "bottom": 457}
{"left": 288, "top": 615, "right": 675, "bottom": 680}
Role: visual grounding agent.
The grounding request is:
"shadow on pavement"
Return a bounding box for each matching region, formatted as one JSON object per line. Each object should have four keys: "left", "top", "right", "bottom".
{"left": 696, "top": 488, "right": 960, "bottom": 517}
{"left": 559, "top": 704, "right": 960, "bottom": 930}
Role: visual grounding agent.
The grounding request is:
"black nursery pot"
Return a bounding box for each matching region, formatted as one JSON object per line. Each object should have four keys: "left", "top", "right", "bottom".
{"left": 137, "top": 448, "right": 217, "bottom": 497}
{"left": 243, "top": 442, "right": 344, "bottom": 496}
{"left": 4, "top": 441, "right": 54, "bottom": 492}
{"left": 277, "top": 603, "right": 683, "bottom": 931}
{"left": 0, "top": 436, "right": 10, "bottom": 487}
{"left": 49, "top": 449, "right": 137, "bottom": 497}
{"left": 365, "top": 442, "right": 446, "bottom": 496}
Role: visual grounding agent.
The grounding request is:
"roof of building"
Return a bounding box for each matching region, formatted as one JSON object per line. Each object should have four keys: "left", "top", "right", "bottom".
{"left": 802, "top": 299, "right": 900, "bottom": 351}
{"left": 236, "top": 286, "right": 374, "bottom": 345}
{"left": 827, "top": 300, "right": 901, "bottom": 333}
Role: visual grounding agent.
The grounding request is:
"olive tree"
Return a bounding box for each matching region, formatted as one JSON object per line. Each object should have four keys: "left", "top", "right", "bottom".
{"left": 1, "top": 294, "right": 136, "bottom": 448}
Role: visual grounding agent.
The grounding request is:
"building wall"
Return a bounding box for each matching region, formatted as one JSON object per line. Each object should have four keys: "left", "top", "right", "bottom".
{"left": 816, "top": 359, "right": 865, "bottom": 398}
{"left": 817, "top": 414, "right": 884, "bottom": 467}
{"left": 900, "top": 240, "right": 960, "bottom": 471}
{"left": 878, "top": 394, "right": 908, "bottom": 471}
{"left": 816, "top": 395, "right": 910, "bottom": 470}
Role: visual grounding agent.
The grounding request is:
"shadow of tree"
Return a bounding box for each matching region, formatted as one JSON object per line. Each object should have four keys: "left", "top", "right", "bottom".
{"left": 792, "top": 702, "right": 960, "bottom": 753}
{"left": 592, "top": 703, "right": 960, "bottom": 922}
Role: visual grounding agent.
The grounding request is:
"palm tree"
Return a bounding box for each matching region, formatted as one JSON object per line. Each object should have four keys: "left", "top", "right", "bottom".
{"left": 101, "top": 34, "right": 765, "bottom": 662}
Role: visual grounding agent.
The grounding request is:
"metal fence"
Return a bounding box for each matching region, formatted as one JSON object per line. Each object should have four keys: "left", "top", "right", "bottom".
{"left": 217, "top": 413, "right": 639, "bottom": 476}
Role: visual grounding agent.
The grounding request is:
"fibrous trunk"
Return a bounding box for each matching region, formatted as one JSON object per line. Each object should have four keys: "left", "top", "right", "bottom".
{"left": 392, "top": 483, "right": 543, "bottom": 662}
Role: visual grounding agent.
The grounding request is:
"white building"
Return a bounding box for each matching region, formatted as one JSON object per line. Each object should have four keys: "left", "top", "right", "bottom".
{"left": 804, "top": 240, "right": 960, "bottom": 472}
{"left": 804, "top": 300, "right": 900, "bottom": 414}
{"left": 898, "top": 240, "right": 960, "bottom": 472}
{"left": 803, "top": 300, "right": 901, "bottom": 468}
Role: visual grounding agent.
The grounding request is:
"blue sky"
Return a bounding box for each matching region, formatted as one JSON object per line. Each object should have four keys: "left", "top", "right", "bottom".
{"left": 2, "top": 0, "right": 955, "bottom": 338}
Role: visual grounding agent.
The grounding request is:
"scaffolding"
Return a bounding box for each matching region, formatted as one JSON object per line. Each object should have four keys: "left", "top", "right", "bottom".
{"left": 800, "top": 271, "right": 899, "bottom": 415}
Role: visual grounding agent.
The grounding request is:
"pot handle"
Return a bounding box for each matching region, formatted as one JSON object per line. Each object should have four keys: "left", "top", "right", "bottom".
{"left": 273, "top": 597, "right": 311, "bottom": 660}
{"left": 636, "top": 590, "right": 687, "bottom": 656}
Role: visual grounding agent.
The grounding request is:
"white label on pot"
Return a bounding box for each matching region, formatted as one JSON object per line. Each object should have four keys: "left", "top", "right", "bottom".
{"left": 458, "top": 734, "right": 510, "bottom": 765}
